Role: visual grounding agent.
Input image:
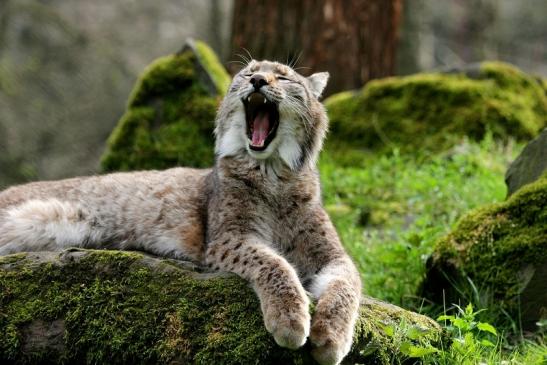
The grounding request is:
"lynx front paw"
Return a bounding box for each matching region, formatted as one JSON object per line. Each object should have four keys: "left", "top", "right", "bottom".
{"left": 310, "top": 318, "right": 352, "bottom": 365}
{"left": 263, "top": 300, "right": 310, "bottom": 349}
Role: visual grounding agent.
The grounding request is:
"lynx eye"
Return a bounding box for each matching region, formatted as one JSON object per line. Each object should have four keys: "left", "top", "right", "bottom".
{"left": 277, "top": 76, "right": 291, "bottom": 82}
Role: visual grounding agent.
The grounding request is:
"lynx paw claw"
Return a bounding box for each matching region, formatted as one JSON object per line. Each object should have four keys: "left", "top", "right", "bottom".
{"left": 310, "top": 321, "right": 351, "bottom": 365}
{"left": 311, "top": 343, "right": 345, "bottom": 365}
{"left": 264, "top": 303, "right": 310, "bottom": 349}
{"left": 271, "top": 318, "right": 309, "bottom": 349}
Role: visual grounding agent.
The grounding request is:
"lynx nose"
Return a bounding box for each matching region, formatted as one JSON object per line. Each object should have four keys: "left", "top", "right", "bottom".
{"left": 250, "top": 74, "right": 268, "bottom": 90}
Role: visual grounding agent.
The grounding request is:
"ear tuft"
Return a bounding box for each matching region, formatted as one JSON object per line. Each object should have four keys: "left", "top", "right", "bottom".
{"left": 307, "top": 72, "right": 329, "bottom": 98}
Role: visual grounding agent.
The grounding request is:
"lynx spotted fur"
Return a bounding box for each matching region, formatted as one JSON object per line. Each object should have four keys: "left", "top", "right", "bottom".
{"left": 0, "top": 60, "right": 362, "bottom": 365}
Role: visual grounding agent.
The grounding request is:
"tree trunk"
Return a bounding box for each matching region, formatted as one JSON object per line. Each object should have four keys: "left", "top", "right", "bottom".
{"left": 230, "top": 0, "right": 403, "bottom": 96}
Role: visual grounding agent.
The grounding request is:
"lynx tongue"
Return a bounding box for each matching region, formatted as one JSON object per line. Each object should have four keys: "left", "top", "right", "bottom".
{"left": 251, "top": 111, "right": 270, "bottom": 147}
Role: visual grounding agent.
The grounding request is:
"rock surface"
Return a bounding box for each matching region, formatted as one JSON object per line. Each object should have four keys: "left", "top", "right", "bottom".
{"left": 0, "top": 249, "right": 442, "bottom": 364}
{"left": 323, "top": 62, "right": 547, "bottom": 160}
{"left": 505, "top": 128, "right": 547, "bottom": 197}
{"left": 100, "top": 39, "right": 230, "bottom": 172}
{"left": 0, "top": 1, "right": 233, "bottom": 188}
{"left": 421, "top": 173, "right": 547, "bottom": 331}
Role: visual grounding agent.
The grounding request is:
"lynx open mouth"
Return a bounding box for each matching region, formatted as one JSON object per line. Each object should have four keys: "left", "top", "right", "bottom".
{"left": 242, "top": 92, "right": 280, "bottom": 151}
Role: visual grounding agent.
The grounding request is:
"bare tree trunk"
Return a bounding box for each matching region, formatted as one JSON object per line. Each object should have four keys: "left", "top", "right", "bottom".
{"left": 230, "top": 0, "right": 402, "bottom": 96}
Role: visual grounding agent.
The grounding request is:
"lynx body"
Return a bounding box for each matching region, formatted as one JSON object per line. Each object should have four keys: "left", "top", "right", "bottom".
{"left": 0, "top": 60, "right": 362, "bottom": 365}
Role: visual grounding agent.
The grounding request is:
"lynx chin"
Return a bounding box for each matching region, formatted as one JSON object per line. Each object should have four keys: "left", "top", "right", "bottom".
{"left": 0, "top": 60, "right": 362, "bottom": 365}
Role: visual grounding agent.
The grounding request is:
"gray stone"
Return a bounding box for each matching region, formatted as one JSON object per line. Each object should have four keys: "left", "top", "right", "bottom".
{"left": 505, "top": 128, "right": 547, "bottom": 197}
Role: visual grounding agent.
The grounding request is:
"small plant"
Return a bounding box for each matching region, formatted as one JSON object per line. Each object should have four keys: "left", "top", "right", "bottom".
{"left": 419, "top": 303, "right": 502, "bottom": 364}
{"left": 438, "top": 304, "right": 498, "bottom": 352}
{"left": 379, "top": 320, "right": 441, "bottom": 363}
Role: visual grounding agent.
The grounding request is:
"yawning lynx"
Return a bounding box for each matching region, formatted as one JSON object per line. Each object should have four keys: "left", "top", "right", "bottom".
{"left": 0, "top": 60, "right": 362, "bottom": 365}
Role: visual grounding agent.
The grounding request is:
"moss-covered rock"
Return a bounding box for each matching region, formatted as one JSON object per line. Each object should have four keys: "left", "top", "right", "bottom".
{"left": 0, "top": 249, "right": 442, "bottom": 364}
{"left": 421, "top": 173, "right": 547, "bottom": 330}
{"left": 100, "top": 39, "right": 230, "bottom": 172}
{"left": 324, "top": 62, "right": 547, "bottom": 158}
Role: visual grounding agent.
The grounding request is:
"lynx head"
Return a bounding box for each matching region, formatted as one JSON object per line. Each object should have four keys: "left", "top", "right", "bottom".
{"left": 214, "top": 60, "right": 329, "bottom": 171}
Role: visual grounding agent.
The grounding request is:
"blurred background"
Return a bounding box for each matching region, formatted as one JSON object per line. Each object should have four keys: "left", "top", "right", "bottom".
{"left": 0, "top": 0, "right": 545, "bottom": 188}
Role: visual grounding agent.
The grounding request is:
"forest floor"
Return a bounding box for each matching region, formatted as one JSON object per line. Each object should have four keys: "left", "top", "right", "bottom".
{"left": 319, "top": 135, "right": 546, "bottom": 364}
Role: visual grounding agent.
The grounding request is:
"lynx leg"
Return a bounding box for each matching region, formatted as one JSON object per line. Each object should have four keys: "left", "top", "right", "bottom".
{"left": 309, "top": 259, "right": 361, "bottom": 365}
{"left": 205, "top": 236, "right": 310, "bottom": 349}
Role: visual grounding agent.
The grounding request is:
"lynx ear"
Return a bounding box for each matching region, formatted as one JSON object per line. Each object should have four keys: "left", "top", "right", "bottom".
{"left": 307, "top": 72, "right": 329, "bottom": 98}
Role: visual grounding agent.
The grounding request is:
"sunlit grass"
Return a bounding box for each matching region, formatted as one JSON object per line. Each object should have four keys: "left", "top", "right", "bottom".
{"left": 320, "top": 136, "right": 518, "bottom": 304}
{"left": 319, "top": 136, "right": 546, "bottom": 363}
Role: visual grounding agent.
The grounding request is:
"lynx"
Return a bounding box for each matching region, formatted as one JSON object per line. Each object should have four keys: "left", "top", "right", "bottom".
{"left": 0, "top": 60, "right": 362, "bottom": 365}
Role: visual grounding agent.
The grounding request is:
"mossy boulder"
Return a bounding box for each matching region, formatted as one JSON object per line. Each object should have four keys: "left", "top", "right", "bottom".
{"left": 505, "top": 128, "right": 547, "bottom": 197}
{"left": 421, "top": 173, "right": 547, "bottom": 330}
{"left": 0, "top": 249, "right": 442, "bottom": 364}
{"left": 100, "top": 39, "right": 230, "bottom": 172}
{"left": 324, "top": 62, "right": 547, "bottom": 158}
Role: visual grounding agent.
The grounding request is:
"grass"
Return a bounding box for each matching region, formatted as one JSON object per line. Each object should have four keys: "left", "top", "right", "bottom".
{"left": 319, "top": 135, "right": 546, "bottom": 364}
{"left": 320, "top": 135, "right": 514, "bottom": 304}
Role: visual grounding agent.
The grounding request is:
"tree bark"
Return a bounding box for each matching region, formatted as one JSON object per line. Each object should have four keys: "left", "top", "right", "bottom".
{"left": 230, "top": 0, "right": 403, "bottom": 96}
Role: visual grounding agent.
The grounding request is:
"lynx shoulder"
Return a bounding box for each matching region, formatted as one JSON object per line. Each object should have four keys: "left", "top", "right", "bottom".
{"left": 0, "top": 60, "right": 362, "bottom": 365}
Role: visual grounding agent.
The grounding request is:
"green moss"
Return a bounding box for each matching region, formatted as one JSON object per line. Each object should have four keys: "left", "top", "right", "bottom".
{"left": 347, "top": 298, "right": 443, "bottom": 364}
{"left": 0, "top": 250, "right": 288, "bottom": 364}
{"left": 324, "top": 62, "right": 547, "bottom": 160}
{"left": 100, "top": 40, "right": 230, "bottom": 172}
{"left": 0, "top": 252, "right": 27, "bottom": 264}
{"left": 423, "top": 173, "right": 547, "bottom": 326}
{"left": 193, "top": 40, "right": 231, "bottom": 96}
{"left": 0, "top": 250, "right": 442, "bottom": 364}
{"left": 539, "top": 77, "right": 547, "bottom": 94}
